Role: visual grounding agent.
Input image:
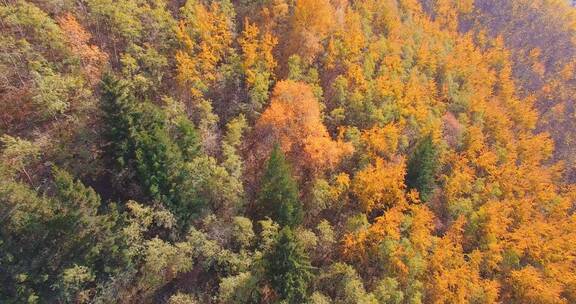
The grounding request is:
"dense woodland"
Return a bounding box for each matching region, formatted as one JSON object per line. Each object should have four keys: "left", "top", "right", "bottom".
{"left": 1, "top": 0, "right": 576, "bottom": 303}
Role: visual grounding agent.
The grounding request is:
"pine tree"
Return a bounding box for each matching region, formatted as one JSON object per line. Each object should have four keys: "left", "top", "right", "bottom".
{"left": 265, "top": 227, "right": 313, "bottom": 303}
{"left": 258, "top": 145, "right": 302, "bottom": 227}
{"left": 101, "top": 73, "right": 136, "bottom": 170}
{"left": 405, "top": 135, "right": 438, "bottom": 202}
{"left": 100, "top": 74, "right": 198, "bottom": 220}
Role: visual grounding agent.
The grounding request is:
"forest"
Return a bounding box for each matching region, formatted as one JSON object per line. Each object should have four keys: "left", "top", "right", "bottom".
{"left": 1, "top": 0, "right": 576, "bottom": 303}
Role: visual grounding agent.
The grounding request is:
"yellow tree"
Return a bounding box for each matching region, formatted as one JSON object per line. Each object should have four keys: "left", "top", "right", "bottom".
{"left": 284, "top": 0, "right": 336, "bottom": 63}
{"left": 425, "top": 218, "right": 500, "bottom": 304}
{"left": 175, "top": 0, "right": 233, "bottom": 98}
{"left": 352, "top": 157, "right": 406, "bottom": 213}
{"left": 238, "top": 19, "right": 278, "bottom": 113}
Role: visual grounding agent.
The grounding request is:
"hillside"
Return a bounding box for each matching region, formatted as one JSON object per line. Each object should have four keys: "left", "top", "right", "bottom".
{"left": 1, "top": 0, "right": 576, "bottom": 303}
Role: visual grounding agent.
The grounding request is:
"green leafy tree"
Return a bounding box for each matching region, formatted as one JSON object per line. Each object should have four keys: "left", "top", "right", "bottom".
{"left": 258, "top": 145, "right": 302, "bottom": 227}
{"left": 405, "top": 135, "right": 438, "bottom": 202}
{"left": 265, "top": 227, "right": 314, "bottom": 303}
{"left": 0, "top": 167, "right": 124, "bottom": 303}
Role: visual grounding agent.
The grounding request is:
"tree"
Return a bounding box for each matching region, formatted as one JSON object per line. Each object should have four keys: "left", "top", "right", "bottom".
{"left": 352, "top": 158, "right": 407, "bottom": 213}
{"left": 405, "top": 135, "right": 438, "bottom": 202}
{"left": 265, "top": 227, "right": 313, "bottom": 303}
{"left": 238, "top": 19, "right": 277, "bottom": 114}
{"left": 100, "top": 74, "right": 208, "bottom": 223}
{"left": 100, "top": 73, "right": 137, "bottom": 171}
{"left": 57, "top": 13, "right": 108, "bottom": 85}
{"left": 257, "top": 145, "right": 302, "bottom": 227}
{"left": 253, "top": 80, "right": 353, "bottom": 176}
{"left": 0, "top": 167, "right": 124, "bottom": 302}
{"left": 285, "top": 0, "right": 336, "bottom": 63}
{"left": 175, "top": 0, "right": 234, "bottom": 98}
{"left": 101, "top": 74, "right": 179, "bottom": 202}
{"left": 316, "top": 262, "right": 378, "bottom": 303}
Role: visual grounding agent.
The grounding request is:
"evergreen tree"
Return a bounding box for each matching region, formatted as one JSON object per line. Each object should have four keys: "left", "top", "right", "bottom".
{"left": 101, "top": 73, "right": 136, "bottom": 170}
{"left": 131, "top": 102, "right": 180, "bottom": 202}
{"left": 258, "top": 145, "right": 302, "bottom": 227}
{"left": 265, "top": 227, "right": 314, "bottom": 303}
{"left": 100, "top": 74, "right": 203, "bottom": 222}
{"left": 173, "top": 117, "right": 201, "bottom": 162}
{"left": 405, "top": 135, "right": 438, "bottom": 202}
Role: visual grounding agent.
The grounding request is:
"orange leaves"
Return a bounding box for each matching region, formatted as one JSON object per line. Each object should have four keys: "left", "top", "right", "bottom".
{"left": 361, "top": 123, "right": 400, "bottom": 158}
{"left": 433, "top": 0, "right": 474, "bottom": 32}
{"left": 57, "top": 13, "right": 108, "bottom": 85}
{"left": 254, "top": 80, "right": 353, "bottom": 175}
{"left": 286, "top": 0, "right": 336, "bottom": 62}
{"left": 341, "top": 202, "right": 436, "bottom": 281}
{"left": 352, "top": 157, "right": 406, "bottom": 213}
{"left": 291, "top": 0, "right": 335, "bottom": 39}
{"left": 507, "top": 266, "right": 566, "bottom": 304}
{"left": 425, "top": 217, "right": 501, "bottom": 304}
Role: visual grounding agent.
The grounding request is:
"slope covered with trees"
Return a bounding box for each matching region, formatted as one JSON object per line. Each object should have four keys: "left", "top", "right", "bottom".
{"left": 1, "top": 0, "right": 576, "bottom": 303}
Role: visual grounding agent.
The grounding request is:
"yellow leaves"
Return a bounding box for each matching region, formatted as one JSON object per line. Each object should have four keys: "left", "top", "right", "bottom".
{"left": 291, "top": 0, "right": 335, "bottom": 38}
{"left": 358, "top": 0, "right": 401, "bottom": 35}
{"left": 303, "top": 136, "right": 354, "bottom": 172}
{"left": 443, "top": 155, "right": 474, "bottom": 202}
{"left": 516, "top": 132, "right": 554, "bottom": 165}
{"left": 176, "top": 1, "right": 233, "bottom": 96}
{"left": 463, "top": 125, "right": 486, "bottom": 156}
{"left": 286, "top": 0, "right": 336, "bottom": 62}
{"left": 399, "top": 71, "right": 439, "bottom": 127}
{"left": 531, "top": 55, "right": 546, "bottom": 78}
{"left": 254, "top": 80, "right": 353, "bottom": 175}
{"left": 433, "top": 0, "right": 474, "bottom": 32}
{"left": 507, "top": 266, "right": 567, "bottom": 304}
{"left": 408, "top": 202, "right": 436, "bottom": 252}
{"left": 426, "top": 217, "right": 500, "bottom": 304}
{"left": 342, "top": 202, "right": 436, "bottom": 280}
{"left": 352, "top": 157, "right": 406, "bottom": 213}
{"left": 361, "top": 123, "right": 400, "bottom": 158}
{"left": 329, "top": 8, "right": 367, "bottom": 62}
{"left": 238, "top": 20, "right": 278, "bottom": 86}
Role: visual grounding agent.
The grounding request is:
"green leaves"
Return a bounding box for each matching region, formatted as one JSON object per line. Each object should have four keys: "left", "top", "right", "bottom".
{"left": 406, "top": 134, "right": 438, "bottom": 202}
{"left": 258, "top": 145, "right": 302, "bottom": 227}
{"left": 265, "top": 227, "right": 314, "bottom": 303}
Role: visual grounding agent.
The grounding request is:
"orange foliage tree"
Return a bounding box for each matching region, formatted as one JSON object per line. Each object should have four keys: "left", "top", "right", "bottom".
{"left": 57, "top": 13, "right": 108, "bottom": 85}
{"left": 238, "top": 19, "right": 278, "bottom": 113}
{"left": 251, "top": 80, "right": 353, "bottom": 177}
{"left": 284, "top": 0, "right": 336, "bottom": 63}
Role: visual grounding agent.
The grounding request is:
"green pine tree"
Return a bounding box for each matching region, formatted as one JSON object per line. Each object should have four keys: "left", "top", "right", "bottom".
{"left": 258, "top": 145, "right": 303, "bottom": 227}
{"left": 100, "top": 74, "right": 203, "bottom": 222}
{"left": 405, "top": 134, "right": 438, "bottom": 202}
{"left": 101, "top": 73, "right": 136, "bottom": 169}
{"left": 265, "top": 227, "right": 314, "bottom": 303}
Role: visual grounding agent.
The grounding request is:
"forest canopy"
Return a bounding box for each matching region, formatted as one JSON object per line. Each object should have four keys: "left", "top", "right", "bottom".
{"left": 1, "top": 0, "right": 576, "bottom": 303}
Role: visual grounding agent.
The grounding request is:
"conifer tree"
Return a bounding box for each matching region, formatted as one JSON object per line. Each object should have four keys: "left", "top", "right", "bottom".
{"left": 265, "top": 227, "right": 313, "bottom": 303}
{"left": 101, "top": 73, "right": 136, "bottom": 170}
{"left": 258, "top": 145, "right": 302, "bottom": 227}
{"left": 100, "top": 74, "right": 199, "bottom": 220}
{"left": 405, "top": 135, "right": 438, "bottom": 202}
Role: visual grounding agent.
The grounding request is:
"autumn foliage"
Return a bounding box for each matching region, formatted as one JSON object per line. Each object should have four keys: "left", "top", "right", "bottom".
{"left": 2, "top": 0, "right": 576, "bottom": 303}
{"left": 253, "top": 80, "right": 353, "bottom": 176}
